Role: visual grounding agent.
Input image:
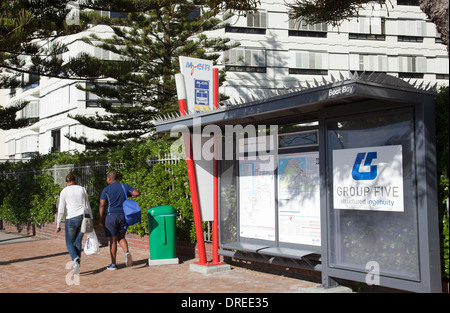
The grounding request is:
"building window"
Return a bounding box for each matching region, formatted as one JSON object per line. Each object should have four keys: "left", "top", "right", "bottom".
{"left": 247, "top": 11, "right": 267, "bottom": 28}
{"left": 289, "top": 19, "right": 327, "bottom": 38}
{"left": 435, "top": 57, "right": 449, "bottom": 80}
{"left": 397, "top": 19, "right": 426, "bottom": 38}
{"left": 23, "top": 72, "right": 40, "bottom": 91}
{"left": 348, "top": 16, "right": 385, "bottom": 41}
{"left": 398, "top": 36, "right": 423, "bottom": 43}
{"left": 397, "top": 0, "right": 419, "bottom": 6}
{"left": 85, "top": 82, "right": 126, "bottom": 107}
{"left": 398, "top": 55, "right": 426, "bottom": 79}
{"left": 349, "top": 54, "right": 388, "bottom": 73}
{"left": 436, "top": 74, "right": 449, "bottom": 80}
{"left": 51, "top": 129, "right": 61, "bottom": 152}
{"left": 224, "top": 49, "right": 267, "bottom": 73}
{"left": 7, "top": 140, "right": 16, "bottom": 157}
{"left": 435, "top": 30, "right": 443, "bottom": 43}
{"left": 20, "top": 101, "right": 39, "bottom": 119}
{"left": 9, "top": 88, "right": 16, "bottom": 97}
{"left": 289, "top": 50, "right": 328, "bottom": 75}
{"left": 100, "top": 11, "right": 127, "bottom": 19}
{"left": 225, "top": 10, "right": 267, "bottom": 34}
{"left": 21, "top": 135, "right": 39, "bottom": 158}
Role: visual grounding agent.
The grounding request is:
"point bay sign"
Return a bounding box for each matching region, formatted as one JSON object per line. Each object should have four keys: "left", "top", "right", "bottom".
{"left": 333, "top": 145, "right": 404, "bottom": 212}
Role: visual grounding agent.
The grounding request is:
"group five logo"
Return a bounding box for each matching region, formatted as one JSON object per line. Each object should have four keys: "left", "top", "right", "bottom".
{"left": 352, "top": 152, "right": 377, "bottom": 181}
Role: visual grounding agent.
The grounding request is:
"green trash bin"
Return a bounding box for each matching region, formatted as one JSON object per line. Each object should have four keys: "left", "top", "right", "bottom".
{"left": 147, "top": 205, "right": 179, "bottom": 265}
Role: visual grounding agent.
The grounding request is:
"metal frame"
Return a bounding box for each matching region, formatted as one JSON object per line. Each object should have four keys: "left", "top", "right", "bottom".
{"left": 318, "top": 84, "right": 441, "bottom": 293}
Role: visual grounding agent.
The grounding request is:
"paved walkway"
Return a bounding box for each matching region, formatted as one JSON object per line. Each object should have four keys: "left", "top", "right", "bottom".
{"left": 0, "top": 230, "right": 321, "bottom": 294}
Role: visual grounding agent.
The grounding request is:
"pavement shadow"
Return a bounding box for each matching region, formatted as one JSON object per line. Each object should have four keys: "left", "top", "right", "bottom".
{"left": 81, "top": 258, "right": 149, "bottom": 275}
{"left": 81, "top": 266, "right": 107, "bottom": 276}
{"left": 130, "top": 258, "right": 149, "bottom": 269}
{"left": 0, "top": 251, "right": 69, "bottom": 266}
{"left": 0, "top": 235, "right": 35, "bottom": 244}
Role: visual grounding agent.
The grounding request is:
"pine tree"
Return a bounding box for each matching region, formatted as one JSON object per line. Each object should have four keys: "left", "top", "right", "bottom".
{"left": 68, "top": 1, "right": 241, "bottom": 148}
{"left": 1, "top": 0, "right": 257, "bottom": 131}
{"left": 0, "top": 0, "right": 91, "bottom": 130}
{"left": 419, "top": 0, "right": 448, "bottom": 55}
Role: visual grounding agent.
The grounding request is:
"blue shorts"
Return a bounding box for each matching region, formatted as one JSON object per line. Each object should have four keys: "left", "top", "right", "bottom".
{"left": 105, "top": 214, "right": 127, "bottom": 238}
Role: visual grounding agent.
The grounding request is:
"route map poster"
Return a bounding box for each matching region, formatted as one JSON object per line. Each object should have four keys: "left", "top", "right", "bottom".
{"left": 277, "top": 152, "right": 321, "bottom": 246}
{"left": 239, "top": 156, "right": 276, "bottom": 241}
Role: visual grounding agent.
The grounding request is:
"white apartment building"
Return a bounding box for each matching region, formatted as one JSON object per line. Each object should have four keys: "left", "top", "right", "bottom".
{"left": 1, "top": 0, "right": 448, "bottom": 160}
{"left": 1, "top": 24, "right": 118, "bottom": 160}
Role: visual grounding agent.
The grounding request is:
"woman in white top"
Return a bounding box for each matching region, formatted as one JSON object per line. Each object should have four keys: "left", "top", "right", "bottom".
{"left": 55, "top": 174, "right": 93, "bottom": 274}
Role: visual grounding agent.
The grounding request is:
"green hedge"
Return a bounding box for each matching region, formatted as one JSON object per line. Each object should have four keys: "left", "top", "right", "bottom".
{"left": 0, "top": 138, "right": 196, "bottom": 243}
{"left": 435, "top": 87, "right": 449, "bottom": 279}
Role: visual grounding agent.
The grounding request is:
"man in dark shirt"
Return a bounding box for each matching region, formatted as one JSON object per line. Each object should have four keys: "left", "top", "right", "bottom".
{"left": 98, "top": 170, "right": 140, "bottom": 270}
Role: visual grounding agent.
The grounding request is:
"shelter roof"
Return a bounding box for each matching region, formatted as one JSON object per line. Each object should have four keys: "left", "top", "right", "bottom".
{"left": 155, "top": 72, "right": 436, "bottom": 132}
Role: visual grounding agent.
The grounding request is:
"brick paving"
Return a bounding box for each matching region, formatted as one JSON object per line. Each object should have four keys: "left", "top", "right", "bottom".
{"left": 0, "top": 231, "right": 320, "bottom": 293}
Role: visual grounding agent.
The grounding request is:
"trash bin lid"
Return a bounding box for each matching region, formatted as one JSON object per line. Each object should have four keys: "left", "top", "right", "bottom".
{"left": 147, "top": 205, "right": 175, "bottom": 216}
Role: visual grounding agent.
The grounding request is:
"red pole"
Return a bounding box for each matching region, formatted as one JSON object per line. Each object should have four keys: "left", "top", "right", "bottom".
{"left": 175, "top": 74, "right": 188, "bottom": 115}
{"left": 212, "top": 68, "right": 221, "bottom": 264}
{"left": 183, "top": 133, "right": 207, "bottom": 265}
{"left": 212, "top": 137, "right": 220, "bottom": 264}
{"left": 175, "top": 73, "right": 207, "bottom": 265}
{"left": 213, "top": 68, "right": 219, "bottom": 110}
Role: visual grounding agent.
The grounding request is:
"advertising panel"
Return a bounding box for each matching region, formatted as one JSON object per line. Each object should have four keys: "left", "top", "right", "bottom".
{"left": 333, "top": 145, "right": 404, "bottom": 212}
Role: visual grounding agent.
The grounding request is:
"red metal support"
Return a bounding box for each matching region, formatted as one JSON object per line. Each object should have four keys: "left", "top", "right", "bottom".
{"left": 175, "top": 73, "right": 207, "bottom": 265}
{"left": 212, "top": 67, "right": 223, "bottom": 265}
{"left": 183, "top": 133, "right": 208, "bottom": 265}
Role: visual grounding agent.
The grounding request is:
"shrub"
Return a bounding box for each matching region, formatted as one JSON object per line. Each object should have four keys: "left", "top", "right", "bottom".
{"left": 29, "top": 173, "right": 62, "bottom": 227}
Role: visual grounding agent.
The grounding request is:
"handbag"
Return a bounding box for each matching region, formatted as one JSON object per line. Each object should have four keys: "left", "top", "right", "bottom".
{"left": 80, "top": 188, "right": 94, "bottom": 233}
{"left": 121, "top": 184, "right": 141, "bottom": 227}
{"left": 84, "top": 230, "right": 100, "bottom": 255}
{"left": 81, "top": 214, "right": 94, "bottom": 233}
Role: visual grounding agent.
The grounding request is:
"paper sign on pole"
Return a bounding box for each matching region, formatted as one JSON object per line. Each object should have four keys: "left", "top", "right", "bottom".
{"left": 179, "top": 56, "right": 214, "bottom": 114}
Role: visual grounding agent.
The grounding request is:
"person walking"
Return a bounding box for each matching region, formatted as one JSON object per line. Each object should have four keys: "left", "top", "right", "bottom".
{"left": 55, "top": 174, "right": 93, "bottom": 275}
{"left": 98, "top": 170, "right": 140, "bottom": 270}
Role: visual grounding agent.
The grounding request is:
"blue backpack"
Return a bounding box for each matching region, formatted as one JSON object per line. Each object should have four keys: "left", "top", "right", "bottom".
{"left": 121, "top": 184, "right": 141, "bottom": 227}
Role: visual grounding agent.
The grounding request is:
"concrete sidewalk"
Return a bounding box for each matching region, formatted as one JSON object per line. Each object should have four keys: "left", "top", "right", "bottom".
{"left": 0, "top": 230, "right": 322, "bottom": 293}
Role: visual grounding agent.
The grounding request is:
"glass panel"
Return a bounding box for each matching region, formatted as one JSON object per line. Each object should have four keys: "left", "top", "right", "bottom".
{"left": 239, "top": 155, "right": 276, "bottom": 241}
{"left": 278, "top": 151, "right": 320, "bottom": 246}
{"left": 326, "top": 110, "right": 420, "bottom": 281}
{"left": 220, "top": 159, "right": 238, "bottom": 244}
{"left": 279, "top": 130, "right": 318, "bottom": 149}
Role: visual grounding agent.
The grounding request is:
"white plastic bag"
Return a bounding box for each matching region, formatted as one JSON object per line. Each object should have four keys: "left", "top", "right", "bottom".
{"left": 84, "top": 230, "right": 100, "bottom": 255}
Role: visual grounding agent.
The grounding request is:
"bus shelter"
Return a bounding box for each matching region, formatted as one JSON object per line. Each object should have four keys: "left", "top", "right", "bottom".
{"left": 155, "top": 73, "right": 441, "bottom": 293}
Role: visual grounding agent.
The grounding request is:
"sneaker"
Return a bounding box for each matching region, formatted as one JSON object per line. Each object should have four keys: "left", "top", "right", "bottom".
{"left": 72, "top": 258, "right": 80, "bottom": 275}
{"left": 107, "top": 264, "right": 117, "bottom": 270}
{"left": 125, "top": 252, "right": 133, "bottom": 267}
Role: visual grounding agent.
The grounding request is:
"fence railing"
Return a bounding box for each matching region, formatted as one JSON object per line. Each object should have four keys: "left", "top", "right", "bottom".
{"left": 1, "top": 155, "right": 213, "bottom": 242}
{"left": 1, "top": 154, "right": 180, "bottom": 189}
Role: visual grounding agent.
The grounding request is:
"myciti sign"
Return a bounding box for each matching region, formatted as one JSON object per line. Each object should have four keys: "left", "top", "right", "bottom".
{"left": 179, "top": 56, "right": 214, "bottom": 113}
{"left": 333, "top": 145, "right": 404, "bottom": 212}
